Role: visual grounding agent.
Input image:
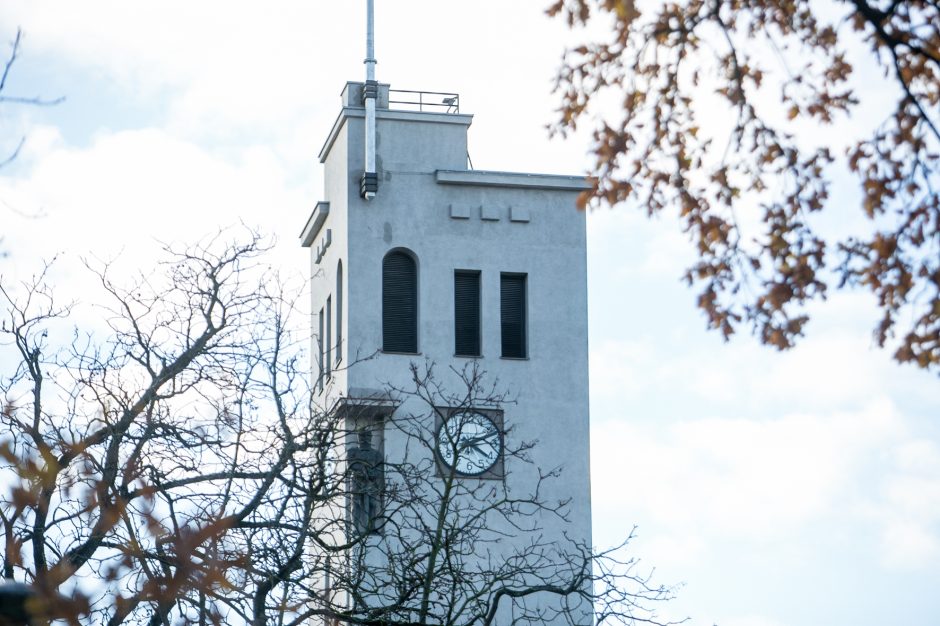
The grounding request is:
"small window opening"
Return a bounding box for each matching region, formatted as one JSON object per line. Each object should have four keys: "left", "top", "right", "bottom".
{"left": 454, "top": 270, "right": 481, "bottom": 356}
{"left": 500, "top": 273, "right": 527, "bottom": 358}
{"left": 382, "top": 251, "right": 418, "bottom": 353}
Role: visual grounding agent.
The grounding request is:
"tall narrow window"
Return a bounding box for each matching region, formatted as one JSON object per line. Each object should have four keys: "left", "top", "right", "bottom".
{"left": 500, "top": 273, "right": 527, "bottom": 358}
{"left": 382, "top": 251, "right": 418, "bottom": 353}
{"left": 326, "top": 295, "right": 332, "bottom": 377}
{"left": 336, "top": 261, "right": 343, "bottom": 365}
{"left": 318, "top": 308, "right": 325, "bottom": 390}
{"left": 454, "top": 270, "right": 481, "bottom": 356}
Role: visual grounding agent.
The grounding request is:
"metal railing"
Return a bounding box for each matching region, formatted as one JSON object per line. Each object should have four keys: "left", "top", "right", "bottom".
{"left": 388, "top": 89, "right": 460, "bottom": 114}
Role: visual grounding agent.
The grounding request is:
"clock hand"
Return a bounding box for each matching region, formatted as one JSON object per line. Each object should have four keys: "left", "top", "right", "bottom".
{"left": 463, "top": 431, "right": 497, "bottom": 447}
{"left": 459, "top": 439, "right": 484, "bottom": 455}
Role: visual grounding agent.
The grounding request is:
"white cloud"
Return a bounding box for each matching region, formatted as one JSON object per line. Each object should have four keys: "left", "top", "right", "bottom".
{"left": 590, "top": 300, "right": 932, "bottom": 419}
{"left": 593, "top": 399, "right": 904, "bottom": 544}
{"left": 0, "top": 0, "right": 585, "bottom": 171}
{"left": 892, "top": 440, "right": 940, "bottom": 474}
{"left": 880, "top": 520, "right": 940, "bottom": 569}
{"left": 589, "top": 338, "right": 656, "bottom": 398}
{"left": 0, "top": 1, "right": 335, "bottom": 129}
{"left": 1, "top": 4, "right": 938, "bottom": 625}
{"left": 587, "top": 208, "right": 694, "bottom": 283}
{"left": 722, "top": 616, "right": 789, "bottom": 626}
{"left": 593, "top": 394, "right": 940, "bottom": 577}
{"left": 0, "top": 125, "right": 307, "bottom": 294}
{"left": 706, "top": 332, "right": 886, "bottom": 410}
{"left": 635, "top": 531, "right": 707, "bottom": 571}
{"left": 873, "top": 440, "right": 940, "bottom": 569}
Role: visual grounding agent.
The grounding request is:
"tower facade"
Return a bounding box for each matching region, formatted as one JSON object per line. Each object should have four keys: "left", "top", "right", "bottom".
{"left": 302, "top": 81, "right": 592, "bottom": 624}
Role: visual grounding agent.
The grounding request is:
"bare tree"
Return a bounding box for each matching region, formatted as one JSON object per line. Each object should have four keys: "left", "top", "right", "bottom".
{"left": 0, "top": 231, "right": 338, "bottom": 624}
{"left": 300, "top": 362, "right": 678, "bottom": 626}
{"left": 1, "top": 231, "right": 675, "bottom": 625}
{"left": 549, "top": 0, "right": 939, "bottom": 371}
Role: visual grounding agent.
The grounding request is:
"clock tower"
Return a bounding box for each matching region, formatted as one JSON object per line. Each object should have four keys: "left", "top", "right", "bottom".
{"left": 301, "top": 7, "right": 592, "bottom": 623}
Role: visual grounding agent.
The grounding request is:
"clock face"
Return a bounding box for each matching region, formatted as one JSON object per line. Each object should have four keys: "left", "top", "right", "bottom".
{"left": 437, "top": 411, "right": 502, "bottom": 476}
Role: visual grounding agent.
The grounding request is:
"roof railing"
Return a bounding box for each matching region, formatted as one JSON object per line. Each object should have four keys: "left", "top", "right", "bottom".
{"left": 388, "top": 89, "right": 459, "bottom": 114}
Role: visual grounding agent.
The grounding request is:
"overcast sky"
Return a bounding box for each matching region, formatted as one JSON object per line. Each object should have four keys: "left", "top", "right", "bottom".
{"left": 0, "top": 2, "right": 938, "bottom": 626}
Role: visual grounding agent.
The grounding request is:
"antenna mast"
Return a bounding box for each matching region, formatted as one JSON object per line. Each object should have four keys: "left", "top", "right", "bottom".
{"left": 361, "top": 0, "right": 378, "bottom": 200}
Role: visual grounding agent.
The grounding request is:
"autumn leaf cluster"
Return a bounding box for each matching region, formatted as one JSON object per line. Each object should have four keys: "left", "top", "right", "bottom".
{"left": 550, "top": 0, "right": 939, "bottom": 370}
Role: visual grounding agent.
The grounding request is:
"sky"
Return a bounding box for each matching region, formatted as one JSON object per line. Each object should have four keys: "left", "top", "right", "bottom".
{"left": 0, "top": 2, "right": 938, "bottom": 626}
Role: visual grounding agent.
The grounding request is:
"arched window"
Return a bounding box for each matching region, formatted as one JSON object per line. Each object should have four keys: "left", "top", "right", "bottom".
{"left": 382, "top": 250, "right": 418, "bottom": 353}
{"left": 336, "top": 260, "right": 344, "bottom": 364}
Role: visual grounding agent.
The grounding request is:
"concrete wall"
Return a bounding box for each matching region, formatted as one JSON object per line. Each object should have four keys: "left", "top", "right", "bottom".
{"left": 304, "top": 82, "right": 592, "bottom": 625}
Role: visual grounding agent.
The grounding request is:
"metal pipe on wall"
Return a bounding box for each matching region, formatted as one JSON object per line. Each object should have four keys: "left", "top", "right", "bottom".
{"left": 362, "top": 0, "right": 378, "bottom": 200}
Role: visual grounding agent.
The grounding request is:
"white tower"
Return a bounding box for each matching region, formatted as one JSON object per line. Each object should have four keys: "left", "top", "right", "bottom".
{"left": 301, "top": 9, "right": 592, "bottom": 624}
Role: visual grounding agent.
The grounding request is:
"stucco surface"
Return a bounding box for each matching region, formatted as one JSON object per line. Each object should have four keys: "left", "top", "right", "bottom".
{"left": 305, "top": 82, "right": 592, "bottom": 625}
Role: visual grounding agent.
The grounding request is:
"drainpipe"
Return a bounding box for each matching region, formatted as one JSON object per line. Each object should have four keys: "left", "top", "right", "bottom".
{"left": 360, "top": 0, "right": 378, "bottom": 200}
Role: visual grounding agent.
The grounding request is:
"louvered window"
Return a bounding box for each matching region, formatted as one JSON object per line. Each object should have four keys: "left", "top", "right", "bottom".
{"left": 500, "top": 273, "right": 527, "bottom": 358}
{"left": 383, "top": 251, "right": 418, "bottom": 353}
{"left": 454, "top": 270, "right": 481, "bottom": 356}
